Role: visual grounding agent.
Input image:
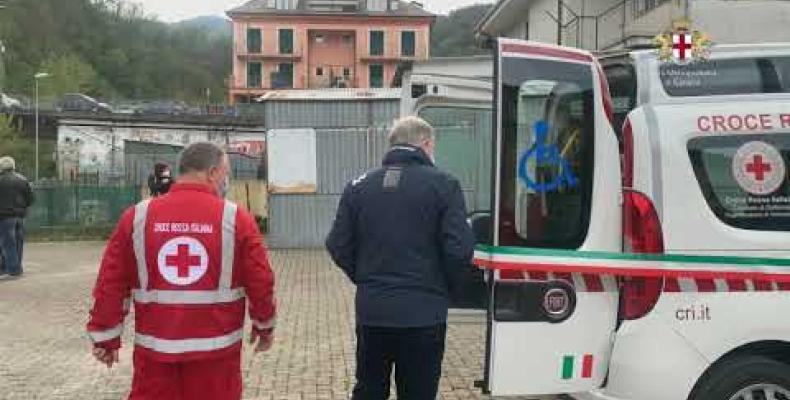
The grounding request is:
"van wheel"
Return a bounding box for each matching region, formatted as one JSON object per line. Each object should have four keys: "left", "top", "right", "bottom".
{"left": 691, "top": 356, "right": 790, "bottom": 400}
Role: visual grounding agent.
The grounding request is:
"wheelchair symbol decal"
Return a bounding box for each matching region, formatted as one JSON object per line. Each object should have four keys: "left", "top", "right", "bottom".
{"left": 518, "top": 120, "right": 578, "bottom": 193}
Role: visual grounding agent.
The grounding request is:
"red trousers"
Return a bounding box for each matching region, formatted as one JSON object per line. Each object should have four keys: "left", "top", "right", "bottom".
{"left": 128, "top": 349, "right": 242, "bottom": 400}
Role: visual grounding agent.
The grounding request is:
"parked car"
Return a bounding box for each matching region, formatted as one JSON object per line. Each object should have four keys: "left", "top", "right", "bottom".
{"left": 56, "top": 93, "right": 113, "bottom": 114}
{"left": 0, "top": 93, "right": 23, "bottom": 112}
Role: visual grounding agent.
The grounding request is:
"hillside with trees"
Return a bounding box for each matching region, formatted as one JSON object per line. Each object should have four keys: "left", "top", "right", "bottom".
{"left": 0, "top": 0, "right": 231, "bottom": 104}
{"left": 431, "top": 4, "right": 492, "bottom": 57}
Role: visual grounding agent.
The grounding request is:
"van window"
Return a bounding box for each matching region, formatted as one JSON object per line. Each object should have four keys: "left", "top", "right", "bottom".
{"left": 689, "top": 134, "right": 790, "bottom": 231}
{"left": 499, "top": 58, "right": 595, "bottom": 248}
{"left": 605, "top": 64, "right": 637, "bottom": 137}
{"left": 660, "top": 57, "right": 790, "bottom": 97}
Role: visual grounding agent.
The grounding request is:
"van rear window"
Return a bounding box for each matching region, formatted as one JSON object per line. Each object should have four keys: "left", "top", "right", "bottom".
{"left": 689, "top": 134, "right": 790, "bottom": 231}
{"left": 661, "top": 57, "right": 790, "bottom": 97}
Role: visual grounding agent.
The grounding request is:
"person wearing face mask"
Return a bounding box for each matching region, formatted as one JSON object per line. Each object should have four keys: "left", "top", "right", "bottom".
{"left": 326, "top": 116, "right": 475, "bottom": 400}
{"left": 86, "top": 142, "right": 276, "bottom": 400}
{"left": 147, "top": 163, "right": 174, "bottom": 197}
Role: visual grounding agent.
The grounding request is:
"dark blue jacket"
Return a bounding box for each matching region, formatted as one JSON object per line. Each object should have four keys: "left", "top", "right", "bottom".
{"left": 326, "top": 145, "right": 475, "bottom": 327}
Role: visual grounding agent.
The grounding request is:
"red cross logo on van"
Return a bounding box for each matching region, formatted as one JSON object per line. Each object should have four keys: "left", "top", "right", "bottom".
{"left": 732, "top": 141, "right": 786, "bottom": 196}
{"left": 746, "top": 155, "right": 772, "bottom": 182}
{"left": 157, "top": 237, "right": 209, "bottom": 286}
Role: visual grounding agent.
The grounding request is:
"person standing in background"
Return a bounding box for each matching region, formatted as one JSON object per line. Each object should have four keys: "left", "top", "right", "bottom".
{"left": 148, "top": 162, "right": 174, "bottom": 197}
{"left": 0, "top": 156, "right": 34, "bottom": 278}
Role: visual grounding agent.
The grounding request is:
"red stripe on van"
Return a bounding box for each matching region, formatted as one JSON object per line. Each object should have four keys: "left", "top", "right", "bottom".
{"left": 530, "top": 271, "right": 548, "bottom": 281}
{"left": 555, "top": 272, "right": 574, "bottom": 285}
{"left": 500, "top": 269, "right": 525, "bottom": 280}
{"left": 726, "top": 279, "right": 748, "bottom": 291}
{"left": 754, "top": 280, "right": 773, "bottom": 291}
{"left": 583, "top": 274, "right": 604, "bottom": 292}
{"left": 694, "top": 279, "right": 717, "bottom": 292}
{"left": 501, "top": 43, "right": 593, "bottom": 63}
{"left": 663, "top": 278, "right": 681, "bottom": 292}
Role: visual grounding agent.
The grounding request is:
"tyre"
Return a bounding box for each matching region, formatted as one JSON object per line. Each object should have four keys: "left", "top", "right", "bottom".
{"left": 690, "top": 355, "right": 790, "bottom": 400}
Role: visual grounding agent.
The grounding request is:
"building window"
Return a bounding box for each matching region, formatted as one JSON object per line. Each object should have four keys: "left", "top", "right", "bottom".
{"left": 247, "top": 28, "right": 262, "bottom": 53}
{"left": 369, "top": 64, "right": 384, "bottom": 88}
{"left": 272, "top": 63, "right": 294, "bottom": 89}
{"left": 370, "top": 30, "right": 384, "bottom": 56}
{"left": 401, "top": 31, "right": 415, "bottom": 57}
{"left": 343, "top": 67, "right": 351, "bottom": 77}
{"left": 524, "top": 21, "right": 529, "bottom": 40}
{"left": 247, "top": 62, "right": 262, "bottom": 88}
{"left": 279, "top": 29, "right": 294, "bottom": 54}
{"left": 316, "top": 67, "right": 324, "bottom": 76}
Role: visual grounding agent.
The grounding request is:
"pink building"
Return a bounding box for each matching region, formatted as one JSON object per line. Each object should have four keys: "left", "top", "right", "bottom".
{"left": 227, "top": 0, "right": 434, "bottom": 104}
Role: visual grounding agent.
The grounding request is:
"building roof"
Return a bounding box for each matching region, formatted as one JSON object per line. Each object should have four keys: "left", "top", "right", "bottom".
{"left": 475, "top": 0, "right": 532, "bottom": 37}
{"left": 255, "top": 87, "right": 401, "bottom": 101}
{"left": 228, "top": 0, "right": 434, "bottom": 18}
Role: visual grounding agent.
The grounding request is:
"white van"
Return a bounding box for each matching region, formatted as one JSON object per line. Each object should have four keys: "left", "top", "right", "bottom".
{"left": 403, "top": 39, "right": 790, "bottom": 400}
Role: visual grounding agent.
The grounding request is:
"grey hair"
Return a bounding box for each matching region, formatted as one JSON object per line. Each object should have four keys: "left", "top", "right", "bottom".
{"left": 388, "top": 116, "right": 435, "bottom": 147}
{"left": 178, "top": 142, "right": 226, "bottom": 174}
{"left": 0, "top": 156, "right": 15, "bottom": 172}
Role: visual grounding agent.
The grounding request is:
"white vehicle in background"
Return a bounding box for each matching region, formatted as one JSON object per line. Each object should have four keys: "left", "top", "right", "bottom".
{"left": 402, "top": 40, "right": 790, "bottom": 400}
{"left": 1, "top": 92, "right": 23, "bottom": 111}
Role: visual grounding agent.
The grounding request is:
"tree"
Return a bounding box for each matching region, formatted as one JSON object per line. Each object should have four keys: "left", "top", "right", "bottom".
{"left": 431, "top": 4, "right": 493, "bottom": 57}
{"left": 0, "top": 115, "right": 34, "bottom": 176}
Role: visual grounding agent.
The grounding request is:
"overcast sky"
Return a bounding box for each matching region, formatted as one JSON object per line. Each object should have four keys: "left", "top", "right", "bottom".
{"left": 129, "top": 0, "right": 491, "bottom": 22}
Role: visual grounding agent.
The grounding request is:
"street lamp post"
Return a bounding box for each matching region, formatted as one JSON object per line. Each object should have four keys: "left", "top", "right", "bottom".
{"left": 34, "top": 72, "right": 50, "bottom": 181}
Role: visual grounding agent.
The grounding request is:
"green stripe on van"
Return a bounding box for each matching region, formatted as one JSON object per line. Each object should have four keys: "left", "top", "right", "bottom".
{"left": 562, "top": 355, "right": 575, "bottom": 380}
{"left": 475, "top": 244, "right": 790, "bottom": 268}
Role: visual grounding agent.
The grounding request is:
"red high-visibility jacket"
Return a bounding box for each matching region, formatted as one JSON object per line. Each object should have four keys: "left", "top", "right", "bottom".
{"left": 87, "top": 183, "right": 276, "bottom": 362}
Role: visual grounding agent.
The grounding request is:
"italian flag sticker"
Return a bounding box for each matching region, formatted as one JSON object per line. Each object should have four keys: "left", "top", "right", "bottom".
{"left": 562, "top": 354, "right": 594, "bottom": 380}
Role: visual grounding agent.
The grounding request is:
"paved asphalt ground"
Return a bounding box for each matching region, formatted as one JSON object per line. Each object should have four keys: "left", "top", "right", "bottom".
{"left": 0, "top": 242, "right": 545, "bottom": 400}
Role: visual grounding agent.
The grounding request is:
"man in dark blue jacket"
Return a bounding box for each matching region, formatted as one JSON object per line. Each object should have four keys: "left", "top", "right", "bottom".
{"left": 326, "top": 116, "right": 475, "bottom": 400}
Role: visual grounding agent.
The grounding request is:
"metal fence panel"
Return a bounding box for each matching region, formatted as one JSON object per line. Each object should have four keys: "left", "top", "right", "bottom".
{"left": 266, "top": 194, "right": 340, "bottom": 248}
{"left": 27, "top": 183, "right": 141, "bottom": 231}
{"left": 257, "top": 100, "right": 398, "bottom": 129}
{"left": 316, "top": 128, "right": 369, "bottom": 195}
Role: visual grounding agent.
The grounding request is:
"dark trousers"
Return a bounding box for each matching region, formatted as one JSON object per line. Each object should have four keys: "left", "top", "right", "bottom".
{"left": 0, "top": 217, "right": 23, "bottom": 275}
{"left": 352, "top": 324, "right": 446, "bottom": 400}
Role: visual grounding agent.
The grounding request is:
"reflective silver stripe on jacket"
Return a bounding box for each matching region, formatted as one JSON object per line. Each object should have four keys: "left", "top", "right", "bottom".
{"left": 132, "top": 288, "right": 246, "bottom": 304}
{"left": 131, "top": 200, "right": 244, "bottom": 305}
{"left": 135, "top": 329, "right": 244, "bottom": 354}
{"left": 88, "top": 324, "right": 124, "bottom": 343}
{"left": 252, "top": 317, "right": 276, "bottom": 330}
{"left": 220, "top": 202, "right": 238, "bottom": 290}
{"left": 133, "top": 199, "right": 151, "bottom": 290}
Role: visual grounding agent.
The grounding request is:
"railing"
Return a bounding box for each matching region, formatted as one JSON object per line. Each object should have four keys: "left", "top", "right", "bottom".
{"left": 309, "top": 65, "right": 357, "bottom": 89}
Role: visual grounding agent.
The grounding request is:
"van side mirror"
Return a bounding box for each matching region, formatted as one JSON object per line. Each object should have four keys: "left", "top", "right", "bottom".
{"left": 469, "top": 212, "right": 492, "bottom": 244}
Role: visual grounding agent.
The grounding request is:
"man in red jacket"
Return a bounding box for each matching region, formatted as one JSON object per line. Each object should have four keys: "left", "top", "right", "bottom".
{"left": 87, "top": 142, "right": 276, "bottom": 400}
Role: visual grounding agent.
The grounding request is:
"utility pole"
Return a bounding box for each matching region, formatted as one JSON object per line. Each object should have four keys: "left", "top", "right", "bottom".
{"left": 557, "top": 0, "right": 564, "bottom": 45}
{"left": 34, "top": 72, "right": 51, "bottom": 181}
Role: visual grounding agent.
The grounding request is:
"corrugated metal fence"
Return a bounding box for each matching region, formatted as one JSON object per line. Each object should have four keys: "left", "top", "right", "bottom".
{"left": 253, "top": 99, "right": 399, "bottom": 248}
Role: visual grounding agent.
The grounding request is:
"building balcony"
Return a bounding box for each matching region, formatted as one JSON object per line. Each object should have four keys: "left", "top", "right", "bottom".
{"left": 309, "top": 65, "right": 357, "bottom": 89}
{"left": 236, "top": 52, "right": 303, "bottom": 62}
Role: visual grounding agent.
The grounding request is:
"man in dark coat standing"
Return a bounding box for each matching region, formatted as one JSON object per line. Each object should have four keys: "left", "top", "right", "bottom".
{"left": 0, "top": 156, "right": 34, "bottom": 277}
{"left": 326, "top": 116, "right": 475, "bottom": 400}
